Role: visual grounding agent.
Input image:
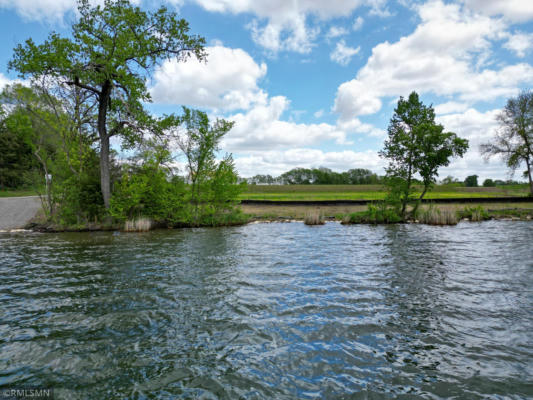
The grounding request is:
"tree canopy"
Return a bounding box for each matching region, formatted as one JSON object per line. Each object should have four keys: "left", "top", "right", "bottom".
{"left": 380, "top": 91, "right": 468, "bottom": 217}
{"left": 247, "top": 167, "right": 381, "bottom": 185}
{"left": 481, "top": 90, "right": 533, "bottom": 196}
{"left": 9, "top": 0, "right": 206, "bottom": 209}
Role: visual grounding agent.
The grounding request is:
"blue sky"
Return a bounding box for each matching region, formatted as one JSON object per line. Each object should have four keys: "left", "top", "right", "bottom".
{"left": 1, "top": 0, "right": 533, "bottom": 180}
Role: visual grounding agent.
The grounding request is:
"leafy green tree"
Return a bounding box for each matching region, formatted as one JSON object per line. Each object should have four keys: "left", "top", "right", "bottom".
{"left": 480, "top": 90, "right": 533, "bottom": 195}
{"left": 464, "top": 175, "right": 478, "bottom": 187}
{"left": 483, "top": 178, "right": 495, "bottom": 187}
{"left": 380, "top": 91, "right": 468, "bottom": 217}
{"left": 0, "top": 108, "right": 37, "bottom": 189}
{"left": 207, "top": 154, "right": 246, "bottom": 224}
{"left": 441, "top": 175, "right": 460, "bottom": 185}
{"left": 9, "top": 0, "right": 206, "bottom": 210}
{"left": 280, "top": 168, "right": 314, "bottom": 184}
{"left": 110, "top": 143, "right": 186, "bottom": 224}
{"left": 2, "top": 83, "right": 105, "bottom": 222}
{"left": 248, "top": 174, "right": 275, "bottom": 184}
{"left": 412, "top": 122, "right": 468, "bottom": 213}
{"left": 345, "top": 168, "right": 379, "bottom": 184}
{"left": 2, "top": 85, "right": 62, "bottom": 214}
{"left": 177, "top": 107, "right": 236, "bottom": 225}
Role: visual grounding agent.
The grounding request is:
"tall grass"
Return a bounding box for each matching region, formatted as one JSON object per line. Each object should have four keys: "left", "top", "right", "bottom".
{"left": 417, "top": 205, "right": 458, "bottom": 225}
{"left": 124, "top": 217, "right": 153, "bottom": 232}
{"left": 457, "top": 205, "right": 490, "bottom": 221}
{"left": 342, "top": 203, "right": 402, "bottom": 224}
{"left": 304, "top": 211, "right": 325, "bottom": 225}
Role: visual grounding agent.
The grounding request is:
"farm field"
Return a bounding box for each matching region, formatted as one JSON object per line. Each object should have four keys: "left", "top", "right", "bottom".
{"left": 239, "top": 184, "right": 530, "bottom": 201}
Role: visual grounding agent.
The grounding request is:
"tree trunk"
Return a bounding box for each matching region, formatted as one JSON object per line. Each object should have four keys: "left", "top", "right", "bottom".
{"left": 99, "top": 134, "right": 111, "bottom": 209}
{"left": 411, "top": 184, "right": 429, "bottom": 216}
{"left": 97, "top": 81, "right": 112, "bottom": 210}
{"left": 527, "top": 160, "right": 533, "bottom": 196}
{"left": 401, "top": 127, "right": 416, "bottom": 218}
{"left": 401, "top": 165, "right": 412, "bottom": 218}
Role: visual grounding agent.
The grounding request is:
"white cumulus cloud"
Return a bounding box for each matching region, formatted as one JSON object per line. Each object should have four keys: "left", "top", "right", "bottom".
{"left": 192, "top": 0, "right": 387, "bottom": 53}
{"left": 234, "top": 149, "right": 384, "bottom": 177}
{"left": 504, "top": 31, "right": 533, "bottom": 58}
{"left": 326, "top": 26, "right": 349, "bottom": 39}
{"left": 222, "top": 96, "right": 350, "bottom": 152}
{"left": 352, "top": 16, "right": 364, "bottom": 31}
{"left": 0, "top": 0, "right": 141, "bottom": 22}
{"left": 333, "top": 1, "right": 533, "bottom": 119}
{"left": 150, "top": 46, "right": 267, "bottom": 111}
{"left": 330, "top": 40, "right": 360, "bottom": 66}
{"left": 462, "top": 0, "right": 533, "bottom": 22}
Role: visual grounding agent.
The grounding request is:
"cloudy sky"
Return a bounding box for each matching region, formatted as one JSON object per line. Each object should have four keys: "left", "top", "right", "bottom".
{"left": 1, "top": 0, "right": 533, "bottom": 180}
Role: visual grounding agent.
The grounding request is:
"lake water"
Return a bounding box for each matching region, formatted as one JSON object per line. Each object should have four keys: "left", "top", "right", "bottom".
{"left": 0, "top": 221, "right": 532, "bottom": 399}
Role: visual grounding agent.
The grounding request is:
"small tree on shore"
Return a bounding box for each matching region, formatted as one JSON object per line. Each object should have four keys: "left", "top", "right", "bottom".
{"left": 480, "top": 90, "right": 533, "bottom": 195}
{"left": 380, "top": 92, "right": 468, "bottom": 218}
{"left": 176, "top": 107, "right": 237, "bottom": 225}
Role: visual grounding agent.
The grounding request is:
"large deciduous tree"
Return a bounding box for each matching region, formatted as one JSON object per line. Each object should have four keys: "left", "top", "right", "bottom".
{"left": 380, "top": 92, "right": 468, "bottom": 217}
{"left": 9, "top": 0, "right": 206, "bottom": 209}
{"left": 480, "top": 90, "right": 533, "bottom": 196}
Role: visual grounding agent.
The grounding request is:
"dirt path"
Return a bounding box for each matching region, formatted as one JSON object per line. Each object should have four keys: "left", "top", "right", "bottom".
{"left": 0, "top": 196, "right": 42, "bottom": 231}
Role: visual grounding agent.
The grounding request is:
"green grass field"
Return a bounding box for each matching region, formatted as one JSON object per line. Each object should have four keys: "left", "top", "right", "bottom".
{"left": 0, "top": 189, "right": 39, "bottom": 198}
{"left": 239, "top": 184, "right": 530, "bottom": 201}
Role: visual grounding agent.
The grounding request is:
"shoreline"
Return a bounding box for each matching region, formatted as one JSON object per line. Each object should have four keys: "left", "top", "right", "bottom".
{"left": 2, "top": 197, "right": 532, "bottom": 234}
{"left": 8, "top": 206, "right": 533, "bottom": 233}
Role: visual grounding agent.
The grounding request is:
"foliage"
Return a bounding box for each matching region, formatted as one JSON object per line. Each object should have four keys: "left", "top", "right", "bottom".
{"left": 2, "top": 83, "right": 106, "bottom": 223}
{"left": 457, "top": 205, "right": 490, "bottom": 221}
{"left": 0, "top": 108, "right": 38, "bottom": 189}
{"left": 483, "top": 178, "right": 495, "bottom": 187}
{"left": 9, "top": 0, "right": 206, "bottom": 209}
{"left": 441, "top": 175, "right": 461, "bottom": 185}
{"left": 380, "top": 91, "right": 468, "bottom": 217}
{"left": 265, "top": 167, "right": 381, "bottom": 185}
{"left": 415, "top": 204, "right": 458, "bottom": 225}
{"left": 480, "top": 90, "right": 533, "bottom": 196}
{"left": 110, "top": 144, "right": 186, "bottom": 224}
{"left": 464, "top": 175, "right": 478, "bottom": 187}
{"left": 176, "top": 107, "right": 242, "bottom": 226}
{"left": 343, "top": 202, "right": 402, "bottom": 224}
{"left": 304, "top": 211, "right": 325, "bottom": 225}
{"left": 110, "top": 112, "right": 245, "bottom": 229}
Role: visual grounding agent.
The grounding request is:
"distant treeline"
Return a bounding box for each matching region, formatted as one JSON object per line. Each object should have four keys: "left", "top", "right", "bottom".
{"left": 243, "top": 168, "right": 526, "bottom": 186}
{"left": 246, "top": 168, "right": 382, "bottom": 185}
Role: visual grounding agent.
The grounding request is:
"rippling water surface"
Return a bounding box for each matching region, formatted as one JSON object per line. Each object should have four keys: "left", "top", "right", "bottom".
{"left": 1, "top": 221, "right": 532, "bottom": 399}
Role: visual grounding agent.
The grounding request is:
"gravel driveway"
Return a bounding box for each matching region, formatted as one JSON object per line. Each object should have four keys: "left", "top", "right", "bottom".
{"left": 0, "top": 196, "right": 42, "bottom": 231}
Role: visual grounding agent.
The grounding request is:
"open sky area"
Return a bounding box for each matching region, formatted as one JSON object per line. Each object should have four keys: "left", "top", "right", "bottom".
{"left": 1, "top": 0, "right": 532, "bottom": 181}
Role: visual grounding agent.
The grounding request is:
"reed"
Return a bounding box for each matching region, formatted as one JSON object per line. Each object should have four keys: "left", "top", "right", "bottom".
{"left": 124, "top": 217, "right": 153, "bottom": 232}
{"left": 458, "top": 205, "right": 490, "bottom": 221}
{"left": 304, "top": 211, "right": 325, "bottom": 225}
{"left": 418, "top": 206, "right": 458, "bottom": 225}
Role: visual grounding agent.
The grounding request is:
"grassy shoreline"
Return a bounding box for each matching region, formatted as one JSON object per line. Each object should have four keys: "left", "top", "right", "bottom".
{"left": 241, "top": 202, "right": 533, "bottom": 221}
{"left": 20, "top": 201, "right": 533, "bottom": 232}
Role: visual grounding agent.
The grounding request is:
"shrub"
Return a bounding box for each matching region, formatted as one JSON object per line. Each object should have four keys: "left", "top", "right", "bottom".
{"left": 458, "top": 205, "right": 490, "bottom": 221}
{"left": 342, "top": 202, "right": 402, "bottom": 224}
{"left": 124, "top": 217, "right": 154, "bottom": 232}
{"left": 304, "top": 211, "right": 325, "bottom": 225}
{"left": 110, "top": 156, "right": 187, "bottom": 224}
{"left": 417, "top": 205, "right": 458, "bottom": 225}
